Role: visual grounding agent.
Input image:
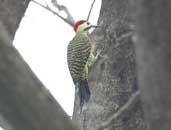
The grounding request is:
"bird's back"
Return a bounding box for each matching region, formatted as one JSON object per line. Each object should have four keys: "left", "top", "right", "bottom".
{"left": 67, "top": 33, "right": 91, "bottom": 83}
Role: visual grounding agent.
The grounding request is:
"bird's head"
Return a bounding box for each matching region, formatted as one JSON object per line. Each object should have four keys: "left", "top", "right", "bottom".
{"left": 73, "top": 20, "right": 96, "bottom": 33}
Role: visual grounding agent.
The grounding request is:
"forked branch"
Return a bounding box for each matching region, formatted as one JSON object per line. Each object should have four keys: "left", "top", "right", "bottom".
{"left": 32, "top": 0, "right": 75, "bottom": 27}
{"left": 51, "top": 0, "right": 75, "bottom": 24}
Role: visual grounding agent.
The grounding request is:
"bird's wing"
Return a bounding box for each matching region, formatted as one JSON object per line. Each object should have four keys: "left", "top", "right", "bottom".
{"left": 67, "top": 34, "right": 91, "bottom": 81}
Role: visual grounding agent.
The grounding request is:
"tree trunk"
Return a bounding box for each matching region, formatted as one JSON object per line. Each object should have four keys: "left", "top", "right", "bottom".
{"left": 134, "top": 0, "right": 171, "bottom": 130}
{"left": 73, "top": 0, "right": 147, "bottom": 130}
{"left": 0, "top": 0, "right": 30, "bottom": 41}
{"left": 0, "top": 0, "right": 80, "bottom": 130}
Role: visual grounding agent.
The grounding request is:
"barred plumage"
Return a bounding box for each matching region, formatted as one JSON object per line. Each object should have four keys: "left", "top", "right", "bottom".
{"left": 67, "top": 32, "right": 91, "bottom": 83}
{"left": 67, "top": 20, "right": 96, "bottom": 109}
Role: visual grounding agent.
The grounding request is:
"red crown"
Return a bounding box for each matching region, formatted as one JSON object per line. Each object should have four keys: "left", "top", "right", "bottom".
{"left": 73, "top": 20, "right": 85, "bottom": 32}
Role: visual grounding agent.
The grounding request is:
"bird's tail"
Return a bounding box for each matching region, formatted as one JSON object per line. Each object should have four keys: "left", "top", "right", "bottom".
{"left": 77, "top": 80, "right": 91, "bottom": 107}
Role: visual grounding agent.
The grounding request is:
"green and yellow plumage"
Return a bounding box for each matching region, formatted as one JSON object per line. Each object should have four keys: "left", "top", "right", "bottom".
{"left": 67, "top": 32, "right": 93, "bottom": 82}
{"left": 67, "top": 20, "right": 95, "bottom": 107}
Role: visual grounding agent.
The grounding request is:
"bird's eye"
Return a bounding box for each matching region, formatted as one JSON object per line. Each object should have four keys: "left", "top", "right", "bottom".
{"left": 87, "top": 22, "right": 90, "bottom": 25}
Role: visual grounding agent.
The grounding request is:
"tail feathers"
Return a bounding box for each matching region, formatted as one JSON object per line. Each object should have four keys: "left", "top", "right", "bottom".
{"left": 77, "top": 80, "right": 91, "bottom": 107}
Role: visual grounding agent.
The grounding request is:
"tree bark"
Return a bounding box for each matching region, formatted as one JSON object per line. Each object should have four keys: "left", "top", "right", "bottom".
{"left": 134, "top": 0, "right": 171, "bottom": 130}
{"left": 73, "top": 0, "right": 147, "bottom": 130}
{"left": 0, "top": 0, "right": 30, "bottom": 41}
{"left": 0, "top": 44, "right": 81, "bottom": 130}
{"left": 0, "top": 0, "right": 80, "bottom": 130}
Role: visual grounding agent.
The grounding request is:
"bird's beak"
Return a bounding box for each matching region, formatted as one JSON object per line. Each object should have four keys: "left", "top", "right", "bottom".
{"left": 91, "top": 25, "right": 101, "bottom": 28}
{"left": 84, "top": 25, "right": 100, "bottom": 31}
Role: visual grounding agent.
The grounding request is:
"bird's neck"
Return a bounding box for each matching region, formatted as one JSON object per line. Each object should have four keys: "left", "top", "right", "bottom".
{"left": 76, "top": 31, "right": 88, "bottom": 36}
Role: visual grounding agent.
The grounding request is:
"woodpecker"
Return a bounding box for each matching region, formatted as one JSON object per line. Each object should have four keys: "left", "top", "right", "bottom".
{"left": 67, "top": 20, "right": 96, "bottom": 109}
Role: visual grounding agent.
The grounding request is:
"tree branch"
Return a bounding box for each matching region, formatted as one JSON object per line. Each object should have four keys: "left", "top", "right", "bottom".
{"left": 87, "top": 0, "right": 96, "bottom": 21}
{"left": 51, "top": 0, "right": 75, "bottom": 24}
{"left": 0, "top": 22, "right": 12, "bottom": 46}
{"left": 32, "top": 0, "right": 74, "bottom": 27}
{"left": 99, "top": 90, "right": 141, "bottom": 129}
{"left": 0, "top": 1, "right": 81, "bottom": 129}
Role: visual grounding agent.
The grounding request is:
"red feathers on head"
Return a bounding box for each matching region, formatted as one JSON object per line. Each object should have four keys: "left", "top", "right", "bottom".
{"left": 73, "top": 20, "right": 85, "bottom": 32}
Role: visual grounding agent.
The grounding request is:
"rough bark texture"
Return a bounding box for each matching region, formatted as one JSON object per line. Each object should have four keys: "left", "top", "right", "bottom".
{"left": 73, "top": 0, "right": 147, "bottom": 130}
{"left": 0, "top": 0, "right": 81, "bottom": 130}
{"left": 134, "top": 0, "right": 171, "bottom": 130}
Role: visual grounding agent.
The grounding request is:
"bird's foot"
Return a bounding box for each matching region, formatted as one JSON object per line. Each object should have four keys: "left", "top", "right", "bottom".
{"left": 95, "top": 49, "right": 102, "bottom": 61}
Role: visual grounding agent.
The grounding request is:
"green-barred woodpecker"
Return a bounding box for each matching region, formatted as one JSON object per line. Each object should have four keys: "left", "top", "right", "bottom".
{"left": 67, "top": 20, "right": 96, "bottom": 108}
